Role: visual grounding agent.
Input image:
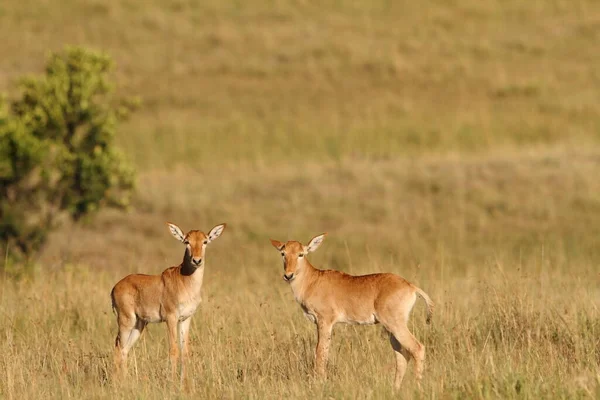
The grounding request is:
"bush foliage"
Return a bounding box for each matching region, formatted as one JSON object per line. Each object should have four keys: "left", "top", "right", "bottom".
{"left": 0, "top": 47, "right": 136, "bottom": 257}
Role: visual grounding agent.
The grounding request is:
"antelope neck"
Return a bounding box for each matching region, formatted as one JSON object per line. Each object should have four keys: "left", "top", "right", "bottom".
{"left": 180, "top": 250, "right": 203, "bottom": 276}
{"left": 290, "top": 260, "right": 318, "bottom": 297}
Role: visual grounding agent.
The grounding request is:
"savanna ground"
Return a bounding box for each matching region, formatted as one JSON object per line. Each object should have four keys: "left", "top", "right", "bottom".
{"left": 1, "top": 0, "right": 600, "bottom": 398}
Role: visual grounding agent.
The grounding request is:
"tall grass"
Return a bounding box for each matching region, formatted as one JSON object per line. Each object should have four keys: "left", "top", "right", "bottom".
{"left": 2, "top": 154, "right": 600, "bottom": 398}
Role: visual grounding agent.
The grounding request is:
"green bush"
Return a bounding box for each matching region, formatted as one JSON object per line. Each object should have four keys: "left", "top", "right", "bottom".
{"left": 0, "top": 46, "right": 136, "bottom": 258}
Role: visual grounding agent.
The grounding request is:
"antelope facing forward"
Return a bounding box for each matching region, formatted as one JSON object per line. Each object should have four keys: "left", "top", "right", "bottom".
{"left": 111, "top": 222, "right": 226, "bottom": 380}
{"left": 270, "top": 233, "right": 434, "bottom": 389}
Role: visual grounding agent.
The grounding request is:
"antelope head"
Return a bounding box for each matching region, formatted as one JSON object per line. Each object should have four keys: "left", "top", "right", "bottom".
{"left": 168, "top": 222, "right": 227, "bottom": 269}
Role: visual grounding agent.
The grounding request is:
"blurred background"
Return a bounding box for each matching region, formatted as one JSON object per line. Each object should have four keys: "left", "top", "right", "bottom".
{"left": 1, "top": 1, "right": 599, "bottom": 398}
{"left": 2, "top": 0, "right": 600, "bottom": 271}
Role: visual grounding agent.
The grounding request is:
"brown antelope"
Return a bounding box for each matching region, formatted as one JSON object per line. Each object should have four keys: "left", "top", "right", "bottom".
{"left": 111, "top": 222, "right": 226, "bottom": 380}
{"left": 270, "top": 233, "right": 433, "bottom": 389}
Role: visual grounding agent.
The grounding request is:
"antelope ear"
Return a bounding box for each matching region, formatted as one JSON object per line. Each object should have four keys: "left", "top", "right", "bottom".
{"left": 207, "top": 223, "right": 226, "bottom": 243}
{"left": 306, "top": 233, "right": 327, "bottom": 253}
{"left": 167, "top": 222, "right": 186, "bottom": 242}
{"left": 270, "top": 239, "right": 284, "bottom": 251}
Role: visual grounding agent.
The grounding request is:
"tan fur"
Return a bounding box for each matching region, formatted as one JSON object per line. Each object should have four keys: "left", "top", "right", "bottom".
{"left": 270, "top": 234, "right": 434, "bottom": 389}
{"left": 111, "top": 222, "right": 226, "bottom": 381}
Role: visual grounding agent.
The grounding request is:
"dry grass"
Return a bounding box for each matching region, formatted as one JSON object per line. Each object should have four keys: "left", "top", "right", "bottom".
{"left": 1, "top": 262, "right": 598, "bottom": 399}
{"left": 2, "top": 153, "right": 600, "bottom": 399}
{"left": 1, "top": 0, "right": 600, "bottom": 398}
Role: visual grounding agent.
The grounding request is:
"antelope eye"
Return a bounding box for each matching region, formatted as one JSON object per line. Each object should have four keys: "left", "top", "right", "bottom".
{"left": 281, "top": 252, "right": 285, "bottom": 256}
{"left": 184, "top": 240, "right": 190, "bottom": 245}
{"left": 203, "top": 241, "right": 208, "bottom": 245}
{"left": 298, "top": 253, "right": 304, "bottom": 257}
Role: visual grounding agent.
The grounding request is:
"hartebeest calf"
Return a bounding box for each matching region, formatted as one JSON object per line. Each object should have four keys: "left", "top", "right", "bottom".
{"left": 111, "top": 222, "right": 226, "bottom": 380}
{"left": 270, "top": 233, "right": 433, "bottom": 389}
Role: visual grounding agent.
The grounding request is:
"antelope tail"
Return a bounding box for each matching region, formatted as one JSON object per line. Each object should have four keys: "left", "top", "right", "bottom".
{"left": 110, "top": 287, "right": 117, "bottom": 315}
{"left": 415, "top": 287, "right": 434, "bottom": 324}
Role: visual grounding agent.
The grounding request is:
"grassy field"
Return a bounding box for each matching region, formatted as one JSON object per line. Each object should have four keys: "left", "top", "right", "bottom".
{"left": 1, "top": 0, "right": 600, "bottom": 399}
